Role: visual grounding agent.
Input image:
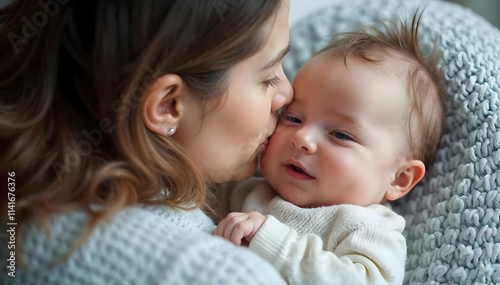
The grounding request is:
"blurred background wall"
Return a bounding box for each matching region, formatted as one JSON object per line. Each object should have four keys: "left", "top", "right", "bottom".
{"left": 0, "top": 0, "right": 498, "bottom": 35}
{"left": 444, "top": 0, "right": 500, "bottom": 29}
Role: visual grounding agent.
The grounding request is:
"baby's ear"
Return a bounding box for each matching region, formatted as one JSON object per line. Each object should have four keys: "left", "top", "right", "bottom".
{"left": 386, "top": 160, "right": 425, "bottom": 201}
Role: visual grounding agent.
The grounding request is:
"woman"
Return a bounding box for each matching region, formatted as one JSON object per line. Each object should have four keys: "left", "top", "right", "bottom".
{"left": 0, "top": 0, "right": 293, "bottom": 284}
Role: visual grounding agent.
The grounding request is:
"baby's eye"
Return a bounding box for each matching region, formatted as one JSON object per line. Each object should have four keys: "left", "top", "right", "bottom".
{"left": 282, "top": 114, "right": 302, "bottom": 124}
{"left": 330, "top": 131, "right": 354, "bottom": 141}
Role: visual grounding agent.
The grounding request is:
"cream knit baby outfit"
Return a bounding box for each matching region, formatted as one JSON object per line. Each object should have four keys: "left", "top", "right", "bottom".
{"left": 233, "top": 179, "right": 406, "bottom": 285}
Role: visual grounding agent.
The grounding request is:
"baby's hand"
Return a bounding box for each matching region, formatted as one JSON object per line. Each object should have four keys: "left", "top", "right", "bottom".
{"left": 214, "top": 212, "right": 266, "bottom": 246}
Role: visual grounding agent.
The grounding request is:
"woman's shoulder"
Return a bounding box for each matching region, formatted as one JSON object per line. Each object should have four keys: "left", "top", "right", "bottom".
{"left": 9, "top": 205, "right": 285, "bottom": 285}
{"left": 137, "top": 203, "right": 217, "bottom": 233}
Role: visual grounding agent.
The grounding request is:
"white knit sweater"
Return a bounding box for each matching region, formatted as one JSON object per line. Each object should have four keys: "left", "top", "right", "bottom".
{"left": 231, "top": 178, "right": 406, "bottom": 285}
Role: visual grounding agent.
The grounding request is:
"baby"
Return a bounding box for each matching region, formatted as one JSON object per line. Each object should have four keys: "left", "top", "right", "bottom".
{"left": 215, "top": 11, "right": 444, "bottom": 285}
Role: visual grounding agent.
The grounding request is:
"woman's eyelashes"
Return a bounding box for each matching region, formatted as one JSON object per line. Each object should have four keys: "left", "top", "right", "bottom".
{"left": 264, "top": 75, "right": 281, "bottom": 88}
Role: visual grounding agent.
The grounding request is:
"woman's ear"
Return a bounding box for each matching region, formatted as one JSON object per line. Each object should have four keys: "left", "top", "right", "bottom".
{"left": 385, "top": 160, "right": 426, "bottom": 201}
{"left": 142, "top": 74, "right": 189, "bottom": 137}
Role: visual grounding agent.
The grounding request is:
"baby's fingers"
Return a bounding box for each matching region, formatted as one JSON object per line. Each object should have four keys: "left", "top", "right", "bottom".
{"left": 214, "top": 212, "right": 247, "bottom": 243}
{"left": 229, "top": 219, "right": 257, "bottom": 245}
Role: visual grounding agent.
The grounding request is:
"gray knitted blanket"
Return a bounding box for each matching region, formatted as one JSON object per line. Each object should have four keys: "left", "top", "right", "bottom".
{"left": 282, "top": 0, "right": 500, "bottom": 284}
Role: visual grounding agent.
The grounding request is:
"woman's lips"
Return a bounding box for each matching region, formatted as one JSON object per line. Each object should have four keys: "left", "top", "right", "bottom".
{"left": 259, "top": 137, "right": 270, "bottom": 153}
{"left": 285, "top": 163, "right": 315, "bottom": 180}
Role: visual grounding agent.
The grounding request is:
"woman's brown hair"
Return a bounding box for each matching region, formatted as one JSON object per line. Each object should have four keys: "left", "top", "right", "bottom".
{"left": 0, "top": 0, "right": 282, "bottom": 252}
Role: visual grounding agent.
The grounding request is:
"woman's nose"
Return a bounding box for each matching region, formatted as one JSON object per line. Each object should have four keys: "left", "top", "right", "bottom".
{"left": 271, "top": 67, "right": 293, "bottom": 112}
{"left": 291, "top": 127, "right": 317, "bottom": 153}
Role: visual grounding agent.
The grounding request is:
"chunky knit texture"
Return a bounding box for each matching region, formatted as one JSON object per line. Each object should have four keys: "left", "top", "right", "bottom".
{"left": 282, "top": 0, "right": 500, "bottom": 284}
{"left": 1, "top": 205, "right": 286, "bottom": 284}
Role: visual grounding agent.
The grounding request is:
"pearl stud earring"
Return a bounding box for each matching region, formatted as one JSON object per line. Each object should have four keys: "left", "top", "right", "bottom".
{"left": 167, "top": 127, "right": 176, "bottom": 136}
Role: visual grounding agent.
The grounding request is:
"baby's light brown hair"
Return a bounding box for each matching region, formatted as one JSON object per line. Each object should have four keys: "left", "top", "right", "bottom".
{"left": 318, "top": 10, "right": 445, "bottom": 168}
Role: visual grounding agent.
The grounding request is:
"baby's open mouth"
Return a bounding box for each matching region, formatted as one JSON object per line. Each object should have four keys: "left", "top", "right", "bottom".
{"left": 285, "top": 163, "right": 315, "bottom": 180}
{"left": 291, "top": 164, "right": 307, "bottom": 175}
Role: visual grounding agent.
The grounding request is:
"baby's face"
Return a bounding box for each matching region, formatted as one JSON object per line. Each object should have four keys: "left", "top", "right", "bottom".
{"left": 261, "top": 52, "right": 410, "bottom": 207}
